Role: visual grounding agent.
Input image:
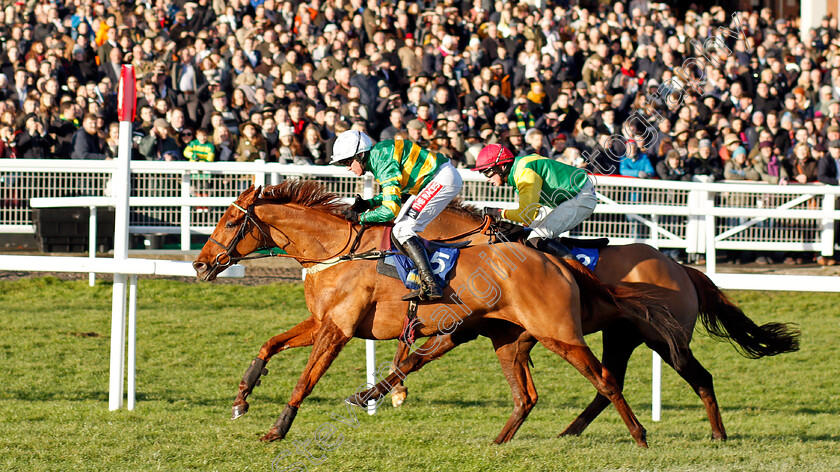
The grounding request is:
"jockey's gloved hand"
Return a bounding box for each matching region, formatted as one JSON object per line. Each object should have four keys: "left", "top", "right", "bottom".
{"left": 350, "top": 195, "right": 370, "bottom": 212}
{"left": 483, "top": 207, "right": 503, "bottom": 221}
{"left": 344, "top": 207, "right": 361, "bottom": 224}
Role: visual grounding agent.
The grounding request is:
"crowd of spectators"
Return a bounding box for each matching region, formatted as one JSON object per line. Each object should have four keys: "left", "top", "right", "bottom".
{"left": 1, "top": 0, "right": 840, "bottom": 261}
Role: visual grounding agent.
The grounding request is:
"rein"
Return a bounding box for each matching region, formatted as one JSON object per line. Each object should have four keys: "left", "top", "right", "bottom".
{"left": 209, "top": 200, "right": 390, "bottom": 276}
{"left": 432, "top": 215, "right": 494, "bottom": 242}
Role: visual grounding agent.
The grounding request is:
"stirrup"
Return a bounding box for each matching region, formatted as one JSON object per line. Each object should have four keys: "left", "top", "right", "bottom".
{"left": 401, "top": 284, "right": 442, "bottom": 301}
{"left": 402, "top": 289, "right": 425, "bottom": 301}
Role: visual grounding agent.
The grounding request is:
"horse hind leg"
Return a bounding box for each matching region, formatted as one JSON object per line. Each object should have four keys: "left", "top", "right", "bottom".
{"left": 232, "top": 315, "right": 320, "bottom": 420}
{"left": 560, "top": 323, "right": 643, "bottom": 437}
{"left": 648, "top": 341, "right": 727, "bottom": 440}
{"left": 345, "top": 330, "right": 480, "bottom": 407}
{"left": 539, "top": 337, "right": 648, "bottom": 448}
{"left": 490, "top": 327, "right": 538, "bottom": 444}
{"left": 389, "top": 341, "right": 411, "bottom": 407}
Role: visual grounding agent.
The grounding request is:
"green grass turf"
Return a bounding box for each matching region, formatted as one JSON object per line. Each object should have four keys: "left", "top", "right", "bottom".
{"left": 1, "top": 277, "right": 838, "bottom": 471}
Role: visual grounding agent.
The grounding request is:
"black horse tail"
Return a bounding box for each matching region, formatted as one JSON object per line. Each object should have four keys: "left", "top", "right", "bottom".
{"left": 562, "top": 259, "right": 686, "bottom": 365}
{"left": 682, "top": 265, "right": 800, "bottom": 358}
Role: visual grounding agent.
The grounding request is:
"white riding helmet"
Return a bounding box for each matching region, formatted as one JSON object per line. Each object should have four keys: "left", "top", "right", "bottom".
{"left": 329, "top": 130, "right": 374, "bottom": 164}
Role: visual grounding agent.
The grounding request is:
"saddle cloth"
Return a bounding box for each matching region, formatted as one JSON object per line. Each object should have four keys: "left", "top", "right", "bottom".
{"left": 375, "top": 227, "right": 460, "bottom": 290}
{"left": 552, "top": 234, "right": 606, "bottom": 271}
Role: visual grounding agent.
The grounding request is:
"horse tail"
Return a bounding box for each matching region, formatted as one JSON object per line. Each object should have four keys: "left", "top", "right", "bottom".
{"left": 563, "top": 260, "right": 686, "bottom": 365}
{"left": 682, "top": 265, "right": 800, "bottom": 358}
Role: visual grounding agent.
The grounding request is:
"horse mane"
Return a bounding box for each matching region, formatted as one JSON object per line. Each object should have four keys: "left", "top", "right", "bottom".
{"left": 259, "top": 179, "right": 348, "bottom": 217}
{"left": 445, "top": 198, "right": 483, "bottom": 222}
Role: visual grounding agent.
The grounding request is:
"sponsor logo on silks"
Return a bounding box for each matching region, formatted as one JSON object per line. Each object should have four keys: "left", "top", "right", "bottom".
{"left": 407, "top": 181, "right": 443, "bottom": 220}
{"left": 411, "top": 181, "right": 443, "bottom": 211}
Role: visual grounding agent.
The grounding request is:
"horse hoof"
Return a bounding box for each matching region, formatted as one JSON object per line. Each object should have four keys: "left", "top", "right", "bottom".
{"left": 260, "top": 429, "right": 283, "bottom": 442}
{"left": 636, "top": 429, "right": 648, "bottom": 448}
{"left": 344, "top": 394, "right": 366, "bottom": 407}
{"left": 391, "top": 390, "right": 407, "bottom": 408}
{"left": 232, "top": 402, "right": 249, "bottom": 420}
{"left": 558, "top": 422, "right": 585, "bottom": 437}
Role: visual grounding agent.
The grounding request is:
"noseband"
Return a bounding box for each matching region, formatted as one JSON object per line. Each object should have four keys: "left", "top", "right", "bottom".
{"left": 206, "top": 202, "right": 272, "bottom": 275}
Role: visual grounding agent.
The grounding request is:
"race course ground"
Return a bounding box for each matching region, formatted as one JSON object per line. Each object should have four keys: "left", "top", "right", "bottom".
{"left": 1, "top": 277, "right": 839, "bottom": 471}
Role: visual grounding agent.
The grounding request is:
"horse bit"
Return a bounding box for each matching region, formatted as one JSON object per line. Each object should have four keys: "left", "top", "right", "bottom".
{"left": 206, "top": 202, "right": 273, "bottom": 274}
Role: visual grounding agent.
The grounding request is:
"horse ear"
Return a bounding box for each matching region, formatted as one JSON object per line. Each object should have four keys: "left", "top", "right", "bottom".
{"left": 239, "top": 185, "right": 260, "bottom": 208}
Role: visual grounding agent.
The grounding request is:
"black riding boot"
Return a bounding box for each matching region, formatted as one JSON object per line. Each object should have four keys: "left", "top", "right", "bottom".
{"left": 400, "top": 236, "right": 443, "bottom": 301}
{"left": 526, "top": 237, "right": 573, "bottom": 259}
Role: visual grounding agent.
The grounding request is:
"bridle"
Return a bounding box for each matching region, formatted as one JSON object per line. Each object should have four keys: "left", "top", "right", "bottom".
{"left": 206, "top": 202, "right": 272, "bottom": 276}
{"left": 205, "top": 199, "right": 369, "bottom": 277}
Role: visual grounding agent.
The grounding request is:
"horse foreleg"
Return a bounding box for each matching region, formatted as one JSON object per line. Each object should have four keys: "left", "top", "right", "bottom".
{"left": 232, "top": 315, "right": 320, "bottom": 420}
{"left": 648, "top": 342, "right": 727, "bottom": 440}
{"left": 539, "top": 337, "right": 648, "bottom": 448}
{"left": 389, "top": 341, "right": 411, "bottom": 407}
{"left": 262, "top": 318, "right": 350, "bottom": 442}
{"left": 560, "top": 324, "right": 642, "bottom": 437}
{"left": 345, "top": 330, "right": 480, "bottom": 407}
{"left": 489, "top": 326, "right": 538, "bottom": 444}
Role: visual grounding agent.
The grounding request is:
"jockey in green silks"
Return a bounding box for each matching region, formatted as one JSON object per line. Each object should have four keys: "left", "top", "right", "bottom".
{"left": 330, "top": 130, "right": 463, "bottom": 300}
{"left": 474, "top": 143, "right": 597, "bottom": 258}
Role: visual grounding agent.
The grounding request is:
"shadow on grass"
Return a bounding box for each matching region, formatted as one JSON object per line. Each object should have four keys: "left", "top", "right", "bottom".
{"left": 640, "top": 402, "right": 840, "bottom": 416}
{"left": 2, "top": 390, "right": 243, "bottom": 407}
{"left": 2, "top": 389, "right": 109, "bottom": 402}
{"left": 654, "top": 431, "right": 840, "bottom": 443}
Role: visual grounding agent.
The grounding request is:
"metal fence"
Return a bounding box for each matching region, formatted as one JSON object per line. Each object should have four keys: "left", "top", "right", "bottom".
{"left": 2, "top": 159, "right": 840, "bottom": 257}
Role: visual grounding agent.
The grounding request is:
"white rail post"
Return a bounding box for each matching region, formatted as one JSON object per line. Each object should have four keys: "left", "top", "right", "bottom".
{"left": 253, "top": 160, "right": 267, "bottom": 188}
{"left": 705, "top": 213, "right": 717, "bottom": 276}
{"left": 685, "top": 189, "right": 699, "bottom": 257}
{"left": 363, "top": 173, "right": 377, "bottom": 415}
{"left": 648, "top": 213, "right": 661, "bottom": 422}
{"left": 127, "top": 274, "right": 138, "bottom": 410}
{"left": 821, "top": 193, "right": 836, "bottom": 258}
{"left": 652, "top": 350, "right": 662, "bottom": 421}
{"left": 181, "top": 172, "right": 191, "bottom": 250}
{"left": 89, "top": 205, "right": 97, "bottom": 286}
{"left": 109, "top": 65, "right": 136, "bottom": 411}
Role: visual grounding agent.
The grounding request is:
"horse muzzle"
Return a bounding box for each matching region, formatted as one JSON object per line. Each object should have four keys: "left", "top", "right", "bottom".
{"left": 192, "top": 260, "right": 219, "bottom": 281}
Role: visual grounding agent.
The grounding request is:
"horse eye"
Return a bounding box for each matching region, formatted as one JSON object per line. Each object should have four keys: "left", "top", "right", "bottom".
{"left": 225, "top": 221, "right": 237, "bottom": 228}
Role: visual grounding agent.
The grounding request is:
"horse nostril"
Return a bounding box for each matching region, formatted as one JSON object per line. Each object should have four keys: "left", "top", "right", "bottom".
{"left": 193, "top": 261, "right": 206, "bottom": 272}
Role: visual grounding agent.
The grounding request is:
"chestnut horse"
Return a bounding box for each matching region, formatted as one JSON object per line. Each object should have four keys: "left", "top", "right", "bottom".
{"left": 193, "top": 181, "right": 685, "bottom": 446}
{"left": 355, "top": 202, "right": 800, "bottom": 442}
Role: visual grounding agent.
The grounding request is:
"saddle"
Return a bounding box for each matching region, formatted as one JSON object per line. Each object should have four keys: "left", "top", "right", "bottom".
{"left": 375, "top": 226, "right": 467, "bottom": 283}
{"left": 375, "top": 225, "right": 467, "bottom": 345}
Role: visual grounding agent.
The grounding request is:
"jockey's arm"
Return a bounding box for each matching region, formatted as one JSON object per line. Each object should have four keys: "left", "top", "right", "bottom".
{"left": 360, "top": 184, "right": 402, "bottom": 223}
{"left": 359, "top": 154, "right": 404, "bottom": 223}
{"left": 502, "top": 168, "right": 543, "bottom": 225}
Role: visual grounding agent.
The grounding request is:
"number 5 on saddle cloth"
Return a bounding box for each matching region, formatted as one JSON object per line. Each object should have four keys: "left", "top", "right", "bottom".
{"left": 385, "top": 238, "right": 460, "bottom": 291}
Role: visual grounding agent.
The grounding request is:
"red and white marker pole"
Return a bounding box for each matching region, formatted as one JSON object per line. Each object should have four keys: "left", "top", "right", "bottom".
{"left": 109, "top": 65, "right": 136, "bottom": 411}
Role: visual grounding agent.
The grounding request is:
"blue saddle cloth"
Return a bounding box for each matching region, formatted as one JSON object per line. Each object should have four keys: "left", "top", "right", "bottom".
{"left": 570, "top": 246, "right": 600, "bottom": 271}
{"left": 384, "top": 240, "right": 460, "bottom": 291}
{"left": 521, "top": 228, "right": 601, "bottom": 271}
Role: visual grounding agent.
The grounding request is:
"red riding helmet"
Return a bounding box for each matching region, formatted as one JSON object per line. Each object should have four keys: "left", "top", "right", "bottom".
{"left": 474, "top": 144, "right": 515, "bottom": 171}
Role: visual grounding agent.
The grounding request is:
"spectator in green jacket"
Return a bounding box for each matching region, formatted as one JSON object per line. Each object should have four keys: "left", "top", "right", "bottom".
{"left": 184, "top": 128, "right": 216, "bottom": 162}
